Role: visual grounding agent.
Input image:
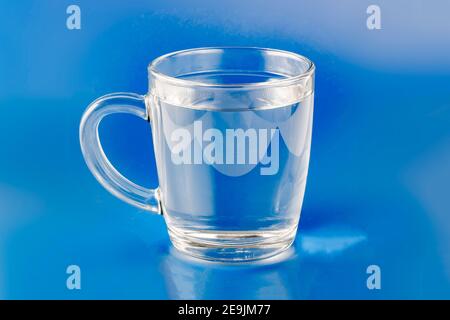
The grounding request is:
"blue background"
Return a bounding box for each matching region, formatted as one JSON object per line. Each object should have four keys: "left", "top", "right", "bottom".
{"left": 1, "top": 0, "right": 450, "bottom": 299}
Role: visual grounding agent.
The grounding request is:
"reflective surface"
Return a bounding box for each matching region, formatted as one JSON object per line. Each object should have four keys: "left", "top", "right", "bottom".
{"left": 1, "top": 0, "right": 450, "bottom": 298}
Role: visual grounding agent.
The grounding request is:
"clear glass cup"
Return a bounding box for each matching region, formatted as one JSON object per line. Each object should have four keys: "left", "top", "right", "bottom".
{"left": 80, "top": 47, "right": 315, "bottom": 262}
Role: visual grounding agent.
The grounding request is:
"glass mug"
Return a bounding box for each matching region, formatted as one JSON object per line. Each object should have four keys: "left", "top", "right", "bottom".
{"left": 80, "top": 47, "right": 315, "bottom": 262}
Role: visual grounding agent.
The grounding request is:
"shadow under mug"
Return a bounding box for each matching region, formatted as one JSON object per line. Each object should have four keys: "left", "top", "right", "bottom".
{"left": 80, "top": 47, "right": 315, "bottom": 262}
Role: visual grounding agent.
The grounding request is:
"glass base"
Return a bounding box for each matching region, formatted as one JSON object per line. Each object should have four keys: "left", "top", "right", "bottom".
{"left": 167, "top": 224, "right": 298, "bottom": 262}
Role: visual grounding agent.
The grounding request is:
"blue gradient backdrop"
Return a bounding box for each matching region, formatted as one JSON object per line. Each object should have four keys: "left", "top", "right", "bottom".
{"left": 1, "top": 0, "right": 450, "bottom": 299}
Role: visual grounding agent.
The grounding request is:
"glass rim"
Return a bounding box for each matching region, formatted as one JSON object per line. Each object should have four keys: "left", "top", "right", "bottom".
{"left": 148, "top": 46, "right": 315, "bottom": 89}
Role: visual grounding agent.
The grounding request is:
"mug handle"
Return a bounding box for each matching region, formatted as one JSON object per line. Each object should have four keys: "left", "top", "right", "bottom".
{"left": 79, "top": 92, "right": 161, "bottom": 214}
